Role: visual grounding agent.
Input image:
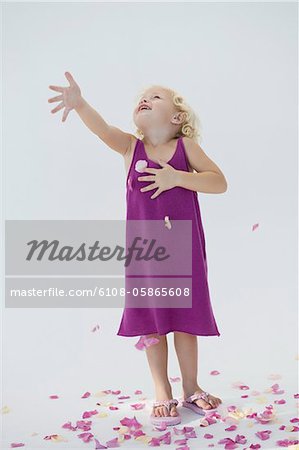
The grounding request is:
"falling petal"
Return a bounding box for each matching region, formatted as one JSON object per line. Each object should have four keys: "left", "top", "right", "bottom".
{"left": 91, "top": 324, "right": 100, "bottom": 332}
{"left": 10, "top": 444, "right": 25, "bottom": 448}
{"left": 81, "top": 391, "right": 91, "bottom": 398}
{"left": 49, "top": 395, "right": 59, "bottom": 399}
{"left": 252, "top": 223, "right": 259, "bottom": 231}
{"left": 134, "top": 390, "right": 142, "bottom": 395}
{"left": 135, "top": 336, "right": 159, "bottom": 350}
{"left": 210, "top": 370, "right": 220, "bottom": 375}
{"left": 170, "top": 377, "right": 181, "bottom": 382}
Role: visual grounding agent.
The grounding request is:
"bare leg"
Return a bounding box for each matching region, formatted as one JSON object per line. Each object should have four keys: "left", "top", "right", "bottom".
{"left": 144, "top": 333, "right": 178, "bottom": 417}
{"left": 173, "top": 331, "right": 222, "bottom": 409}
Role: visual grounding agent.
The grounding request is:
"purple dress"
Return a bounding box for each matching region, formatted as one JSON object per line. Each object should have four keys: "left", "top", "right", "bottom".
{"left": 116, "top": 136, "right": 220, "bottom": 337}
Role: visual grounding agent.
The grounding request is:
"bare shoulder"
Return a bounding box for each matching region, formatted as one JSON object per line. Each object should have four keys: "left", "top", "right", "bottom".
{"left": 123, "top": 135, "right": 138, "bottom": 161}
{"left": 181, "top": 136, "right": 197, "bottom": 172}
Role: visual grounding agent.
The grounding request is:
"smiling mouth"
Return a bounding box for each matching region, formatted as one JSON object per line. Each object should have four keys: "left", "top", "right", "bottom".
{"left": 138, "top": 106, "right": 152, "bottom": 112}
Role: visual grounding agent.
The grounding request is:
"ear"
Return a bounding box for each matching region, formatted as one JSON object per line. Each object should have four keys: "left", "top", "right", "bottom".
{"left": 171, "top": 111, "right": 187, "bottom": 125}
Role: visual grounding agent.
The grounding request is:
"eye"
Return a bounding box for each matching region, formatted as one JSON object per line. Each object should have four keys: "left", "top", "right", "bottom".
{"left": 154, "top": 95, "right": 160, "bottom": 99}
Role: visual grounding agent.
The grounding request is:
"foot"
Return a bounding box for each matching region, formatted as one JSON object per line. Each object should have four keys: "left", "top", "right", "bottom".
{"left": 183, "top": 385, "right": 222, "bottom": 410}
{"left": 152, "top": 387, "right": 179, "bottom": 417}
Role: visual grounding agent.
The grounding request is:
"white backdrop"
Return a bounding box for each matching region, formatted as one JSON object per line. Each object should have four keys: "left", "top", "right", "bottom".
{"left": 2, "top": 2, "right": 298, "bottom": 449}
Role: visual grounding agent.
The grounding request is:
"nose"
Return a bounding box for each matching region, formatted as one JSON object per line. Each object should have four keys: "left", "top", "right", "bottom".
{"left": 137, "top": 99, "right": 148, "bottom": 111}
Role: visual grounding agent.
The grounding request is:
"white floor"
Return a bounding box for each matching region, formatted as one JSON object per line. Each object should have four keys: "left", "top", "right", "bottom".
{"left": 2, "top": 363, "right": 298, "bottom": 450}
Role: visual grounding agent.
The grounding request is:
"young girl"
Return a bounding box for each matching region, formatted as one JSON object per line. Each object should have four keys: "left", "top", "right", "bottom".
{"left": 48, "top": 72, "right": 227, "bottom": 427}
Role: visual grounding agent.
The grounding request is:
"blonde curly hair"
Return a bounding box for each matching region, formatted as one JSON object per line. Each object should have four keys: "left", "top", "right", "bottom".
{"left": 133, "top": 84, "right": 202, "bottom": 144}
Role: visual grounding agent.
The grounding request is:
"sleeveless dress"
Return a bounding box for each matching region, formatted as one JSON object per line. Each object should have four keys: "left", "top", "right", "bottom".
{"left": 116, "top": 136, "right": 220, "bottom": 337}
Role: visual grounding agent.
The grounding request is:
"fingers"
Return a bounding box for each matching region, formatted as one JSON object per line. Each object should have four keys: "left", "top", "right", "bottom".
{"left": 49, "top": 85, "right": 64, "bottom": 93}
{"left": 50, "top": 101, "right": 64, "bottom": 114}
{"left": 62, "top": 107, "right": 71, "bottom": 122}
{"left": 140, "top": 183, "right": 157, "bottom": 192}
{"left": 64, "top": 71, "right": 77, "bottom": 86}
{"left": 151, "top": 188, "right": 163, "bottom": 199}
{"left": 48, "top": 94, "right": 63, "bottom": 104}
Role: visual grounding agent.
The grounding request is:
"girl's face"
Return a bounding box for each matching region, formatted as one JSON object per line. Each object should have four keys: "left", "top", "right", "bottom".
{"left": 133, "top": 88, "right": 179, "bottom": 135}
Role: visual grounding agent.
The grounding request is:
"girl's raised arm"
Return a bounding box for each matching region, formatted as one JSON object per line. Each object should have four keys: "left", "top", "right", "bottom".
{"left": 48, "top": 71, "right": 134, "bottom": 156}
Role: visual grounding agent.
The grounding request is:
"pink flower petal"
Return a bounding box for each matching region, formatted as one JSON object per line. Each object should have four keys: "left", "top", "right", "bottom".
{"left": 134, "top": 390, "right": 142, "bottom": 394}
{"left": 82, "top": 409, "right": 98, "bottom": 418}
{"left": 49, "top": 395, "right": 59, "bottom": 399}
{"left": 94, "top": 438, "right": 107, "bottom": 449}
{"left": 210, "top": 370, "right": 220, "bottom": 375}
{"left": 174, "top": 439, "right": 188, "bottom": 445}
{"left": 204, "top": 434, "right": 214, "bottom": 439}
{"left": 10, "top": 444, "right": 25, "bottom": 448}
{"left": 62, "top": 421, "right": 77, "bottom": 431}
{"left": 290, "top": 417, "right": 299, "bottom": 423}
{"left": 255, "top": 430, "right": 271, "bottom": 440}
{"left": 135, "top": 336, "right": 160, "bottom": 350}
{"left": 130, "top": 403, "right": 145, "bottom": 410}
{"left": 78, "top": 432, "right": 94, "bottom": 443}
{"left": 76, "top": 420, "right": 92, "bottom": 431}
{"left": 225, "top": 425, "right": 237, "bottom": 431}
{"left": 170, "top": 377, "right": 181, "bottom": 382}
{"left": 106, "top": 437, "right": 120, "bottom": 448}
{"left": 81, "top": 391, "right": 91, "bottom": 398}
{"left": 119, "top": 416, "right": 143, "bottom": 429}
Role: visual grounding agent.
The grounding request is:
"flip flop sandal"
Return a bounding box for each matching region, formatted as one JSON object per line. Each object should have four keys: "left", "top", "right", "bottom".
{"left": 150, "top": 398, "right": 181, "bottom": 426}
{"left": 181, "top": 391, "right": 218, "bottom": 415}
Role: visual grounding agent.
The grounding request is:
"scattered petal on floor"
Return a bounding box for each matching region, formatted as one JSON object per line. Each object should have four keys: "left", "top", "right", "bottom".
{"left": 1, "top": 405, "right": 10, "bottom": 414}
{"left": 130, "top": 403, "right": 145, "bottom": 410}
{"left": 5, "top": 375, "right": 299, "bottom": 449}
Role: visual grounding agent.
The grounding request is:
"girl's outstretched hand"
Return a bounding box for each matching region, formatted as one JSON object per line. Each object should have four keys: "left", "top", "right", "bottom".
{"left": 48, "top": 71, "right": 82, "bottom": 122}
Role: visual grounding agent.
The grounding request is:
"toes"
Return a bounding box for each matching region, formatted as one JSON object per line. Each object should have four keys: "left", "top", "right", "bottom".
{"left": 170, "top": 406, "right": 178, "bottom": 416}
{"left": 163, "top": 406, "right": 169, "bottom": 416}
